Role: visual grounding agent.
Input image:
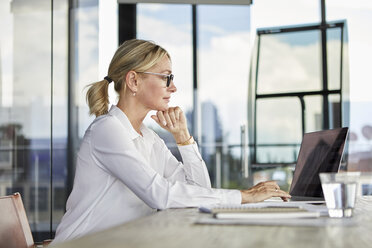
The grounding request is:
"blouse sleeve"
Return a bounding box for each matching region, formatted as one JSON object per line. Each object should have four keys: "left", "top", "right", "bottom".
{"left": 90, "top": 118, "right": 241, "bottom": 209}
{"left": 158, "top": 137, "right": 212, "bottom": 188}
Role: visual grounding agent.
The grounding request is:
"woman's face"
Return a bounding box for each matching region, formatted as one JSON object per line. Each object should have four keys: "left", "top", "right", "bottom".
{"left": 136, "top": 56, "right": 177, "bottom": 111}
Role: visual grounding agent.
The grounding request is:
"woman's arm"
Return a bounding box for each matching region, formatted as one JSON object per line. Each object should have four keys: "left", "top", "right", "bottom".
{"left": 156, "top": 137, "right": 211, "bottom": 188}
{"left": 91, "top": 118, "right": 241, "bottom": 209}
{"left": 151, "top": 107, "right": 211, "bottom": 188}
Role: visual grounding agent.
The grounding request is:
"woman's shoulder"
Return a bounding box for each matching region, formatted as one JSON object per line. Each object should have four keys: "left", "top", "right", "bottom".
{"left": 88, "top": 114, "right": 130, "bottom": 141}
{"left": 90, "top": 114, "right": 121, "bottom": 131}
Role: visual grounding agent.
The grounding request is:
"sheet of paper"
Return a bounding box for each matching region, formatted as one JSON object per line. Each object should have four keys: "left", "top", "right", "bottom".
{"left": 199, "top": 201, "right": 329, "bottom": 216}
{"left": 195, "top": 216, "right": 356, "bottom": 227}
{"left": 214, "top": 211, "right": 320, "bottom": 219}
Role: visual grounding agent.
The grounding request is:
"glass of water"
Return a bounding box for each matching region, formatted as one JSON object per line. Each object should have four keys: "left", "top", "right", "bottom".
{"left": 319, "top": 172, "right": 361, "bottom": 218}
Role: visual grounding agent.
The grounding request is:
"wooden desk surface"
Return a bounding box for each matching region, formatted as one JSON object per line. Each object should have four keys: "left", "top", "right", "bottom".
{"left": 53, "top": 196, "right": 372, "bottom": 248}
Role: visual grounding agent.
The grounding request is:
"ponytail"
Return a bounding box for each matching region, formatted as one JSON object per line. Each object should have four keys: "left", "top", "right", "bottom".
{"left": 85, "top": 39, "right": 170, "bottom": 117}
{"left": 86, "top": 79, "right": 110, "bottom": 117}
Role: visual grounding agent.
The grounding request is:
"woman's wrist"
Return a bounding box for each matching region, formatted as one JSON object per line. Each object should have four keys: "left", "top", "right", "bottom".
{"left": 177, "top": 136, "right": 194, "bottom": 146}
{"left": 174, "top": 131, "right": 193, "bottom": 146}
{"left": 240, "top": 189, "right": 253, "bottom": 204}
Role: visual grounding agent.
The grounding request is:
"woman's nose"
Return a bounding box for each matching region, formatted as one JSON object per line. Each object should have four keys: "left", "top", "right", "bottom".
{"left": 168, "top": 81, "right": 177, "bottom": 93}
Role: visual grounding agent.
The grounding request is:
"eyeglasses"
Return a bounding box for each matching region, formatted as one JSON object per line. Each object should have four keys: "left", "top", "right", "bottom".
{"left": 138, "top": 72, "right": 174, "bottom": 87}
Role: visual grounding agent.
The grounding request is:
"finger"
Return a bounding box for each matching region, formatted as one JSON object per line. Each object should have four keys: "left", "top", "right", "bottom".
{"left": 163, "top": 110, "right": 173, "bottom": 128}
{"left": 156, "top": 111, "right": 167, "bottom": 127}
{"left": 266, "top": 181, "right": 281, "bottom": 191}
{"left": 174, "top": 107, "right": 181, "bottom": 121}
{"left": 263, "top": 180, "right": 279, "bottom": 186}
{"left": 256, "top": 181, "right": 279, "bottom": 189}
{"left": 168, "top": 108, "right": 177, "bottom": 126}
{"left": 275, "top": 190, "right": 291, "bottom": 199}
{"left": 151, "top": 115, "right": 160, "bottom": 125}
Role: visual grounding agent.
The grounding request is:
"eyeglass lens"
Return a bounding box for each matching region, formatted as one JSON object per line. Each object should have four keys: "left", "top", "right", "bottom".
{"left": 167, "top": 74, "right": 174, "bottom": 87}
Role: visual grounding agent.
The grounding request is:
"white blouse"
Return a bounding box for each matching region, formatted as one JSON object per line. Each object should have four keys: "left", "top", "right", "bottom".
{"left": 53, "top": 105, "right": 241, "bottom": 243}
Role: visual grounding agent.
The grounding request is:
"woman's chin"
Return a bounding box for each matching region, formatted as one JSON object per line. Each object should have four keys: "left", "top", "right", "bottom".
{"left": 154, "top": 104, "right": 169, "bottom": 112}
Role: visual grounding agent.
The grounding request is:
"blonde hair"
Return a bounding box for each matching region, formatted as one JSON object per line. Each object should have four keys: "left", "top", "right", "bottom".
{"left": 86, "top": 39, "right": 170, "bottom": 117}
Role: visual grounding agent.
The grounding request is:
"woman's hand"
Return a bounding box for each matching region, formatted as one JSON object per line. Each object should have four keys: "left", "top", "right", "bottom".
{"left": 151, "top": 106, "right": 191, "bottom": 144}
{"left": 240, "top": 181, "right": 291, "bottom": 203}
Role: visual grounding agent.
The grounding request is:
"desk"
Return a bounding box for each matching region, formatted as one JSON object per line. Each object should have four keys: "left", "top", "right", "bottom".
{"left": 53, "top": 196, "right": 372, "bottom": 248}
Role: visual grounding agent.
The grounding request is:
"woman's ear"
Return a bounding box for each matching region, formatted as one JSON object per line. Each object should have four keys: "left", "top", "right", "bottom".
{"left": 125, "top": 71, "right": 138, "bottom": 93}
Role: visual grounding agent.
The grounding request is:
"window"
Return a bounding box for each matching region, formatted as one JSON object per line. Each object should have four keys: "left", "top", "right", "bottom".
{"left": 0, "top": 0, "right": 68, "bottom": 240}
{"left": 198, "top": 5, "right": 250, "bottom": 188}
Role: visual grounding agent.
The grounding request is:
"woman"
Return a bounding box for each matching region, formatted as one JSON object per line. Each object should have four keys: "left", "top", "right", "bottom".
{"left": 53, "top": 39, "right": 290, "bottom": 243}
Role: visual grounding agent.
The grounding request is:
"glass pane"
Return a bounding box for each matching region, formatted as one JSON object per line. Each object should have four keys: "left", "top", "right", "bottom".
{"left": 253, "top": 166, "right": 294, "bottom": 192}
{"left": 329, "top": 94, "right": 341, "bottom": 129}
{"left": 224, "top": 146, "right": 243, "bottom": 189}
{"left": 52, "top": 0, "right": 68, "bottom": 233}
{"left": 304, "top": 95, "right": 322, "bottom": 132}
{"left": 257, "top": 29, "right": 322, "bottom": 94}
{"left": 256, "top": 98, "right": 302, "bottom": 163}
{"left": 75, "top": 4, "right": 98, "bottom": 139}
{"left": 251, "top": 0, "right": 320, "bottom": 28}
{"left": 198, "top": 5, "right": 250, "bottom": 187}
{"left": 137, "top": 4, "right": 192, "bottom": 127}
{"left": 327, "top": 0, "right": 372, "bottom": 172}
{"left": 0, "top": 0, "right": 52, "bottom": 240}
{"left": 137, "top": 3, "right": 192, "bottom": 160}
{"left": 327, "top": 27, "right": 342, "bottom": 90}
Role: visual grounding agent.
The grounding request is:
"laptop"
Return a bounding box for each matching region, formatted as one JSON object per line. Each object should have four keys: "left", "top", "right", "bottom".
{"left": 288, "top": 127, "right": 349, "bottom": 202}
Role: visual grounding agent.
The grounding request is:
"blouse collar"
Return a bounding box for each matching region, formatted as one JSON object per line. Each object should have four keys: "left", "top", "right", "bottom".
{"left": 108, "top": 105, "right": 155, "bottom": 145}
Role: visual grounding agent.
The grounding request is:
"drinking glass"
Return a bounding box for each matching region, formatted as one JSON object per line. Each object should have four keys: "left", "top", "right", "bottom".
{"left": 319, "top": 172, "right": 360, "bottom": 218}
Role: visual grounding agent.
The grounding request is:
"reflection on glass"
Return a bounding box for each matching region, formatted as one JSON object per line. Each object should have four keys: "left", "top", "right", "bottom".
{"left": 257, "top": 30, "right": 322, "bottom": 94}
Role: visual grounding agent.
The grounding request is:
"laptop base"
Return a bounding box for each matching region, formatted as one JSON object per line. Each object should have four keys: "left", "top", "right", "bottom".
{"left": 289, "top": 195, "right": 325, "bottom": 203}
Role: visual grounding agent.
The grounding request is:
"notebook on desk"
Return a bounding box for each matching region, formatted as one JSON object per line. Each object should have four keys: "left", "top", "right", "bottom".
{"left": 288, "top": 127, "right": 349, "bottom": 202}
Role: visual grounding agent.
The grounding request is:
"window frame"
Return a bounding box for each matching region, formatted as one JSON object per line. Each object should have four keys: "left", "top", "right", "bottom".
{"left": 249, "top": 21, "right": 347, "bottom": 167}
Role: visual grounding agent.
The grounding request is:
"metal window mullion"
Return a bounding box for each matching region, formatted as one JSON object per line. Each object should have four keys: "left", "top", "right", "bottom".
{"left": 49, "top": 0, "right": 54, "bottom": 238}
{"left": 339, "top": 24, "right": 344, "bottom": 126}
{"left": 192, "top": 5, "right": 199, "bottom": 143}
{"left": 67, "top": 0, "right": 78, "bottom": 205}
{"left": 257, "top": 23, "right": 343, "bottom": 36}
{"left": 256, "top": 90, "right": 341, "bottom": 99}
{"left": 299, "top": 96, "right": 305, "bottom": 136}
{"left": 253, "top": 34, "right": 261, "bottom": 164}
{"left": 320, "top": 0, "right": 329, "bottom": 129}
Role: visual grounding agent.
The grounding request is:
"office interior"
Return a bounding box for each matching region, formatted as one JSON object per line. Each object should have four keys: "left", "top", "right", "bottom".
{"left": 0, "top": 0, "right": 371, "bottom": 242}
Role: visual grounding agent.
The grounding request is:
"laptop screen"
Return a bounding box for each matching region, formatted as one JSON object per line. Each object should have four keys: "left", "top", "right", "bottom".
{"left": 289, "top": 127, "right": 349, "bottom": 198}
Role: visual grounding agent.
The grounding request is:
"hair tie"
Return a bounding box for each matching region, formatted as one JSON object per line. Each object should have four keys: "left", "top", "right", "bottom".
{"left": 104, "top": 76, "right": 113, "bottom": 83}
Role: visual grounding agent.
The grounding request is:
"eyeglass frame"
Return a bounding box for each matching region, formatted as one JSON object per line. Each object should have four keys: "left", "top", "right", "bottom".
{"left": 137, "top": 71, "right": 174, "bottom": 87}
